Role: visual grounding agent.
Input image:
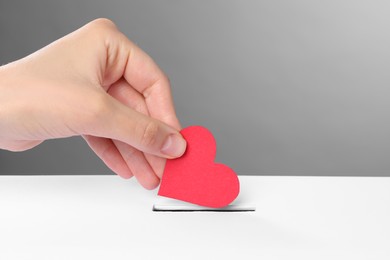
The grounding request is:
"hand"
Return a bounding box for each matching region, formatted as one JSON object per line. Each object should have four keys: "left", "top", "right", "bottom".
{"left": 0, "top": 18, "right": 186, "bottom": 189}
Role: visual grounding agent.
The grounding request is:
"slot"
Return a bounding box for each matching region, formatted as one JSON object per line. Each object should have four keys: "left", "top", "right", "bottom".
{"left": 152, "top": 204, "right": 256, "bottom": 212}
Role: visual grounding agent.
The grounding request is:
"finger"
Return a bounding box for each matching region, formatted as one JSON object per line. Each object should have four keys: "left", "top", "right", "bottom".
{"left": 107, "top": 78, "right": 166, "bottom": 178}
{"left": 113, "top": 141, "right": 160, "bottom": 190}
{"left": 107, "top": 78, "right": 149, "bottom": 115}
{"left": 83, "top": 135, "right": 133, "bottom": 179}
{"left": 109, "top": 97, "right": 185, "bottom": 158}
{"left": 144, "top": 153, "right": 166, "bottom": 179}
{"left": 108, "top": 78, "right": 160, "bottom": 187}
{"left": 105, "top": 34, "right": 181, "bottom": 129}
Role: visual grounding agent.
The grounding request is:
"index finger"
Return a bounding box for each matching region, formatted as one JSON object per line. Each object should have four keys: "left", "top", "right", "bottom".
{"left": 114, "top": 34, "right": 181, "bottom": 130}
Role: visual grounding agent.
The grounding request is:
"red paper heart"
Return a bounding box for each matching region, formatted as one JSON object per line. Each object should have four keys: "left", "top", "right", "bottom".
{"left": 158, "top": 126, "right": 240, "bottom": 208}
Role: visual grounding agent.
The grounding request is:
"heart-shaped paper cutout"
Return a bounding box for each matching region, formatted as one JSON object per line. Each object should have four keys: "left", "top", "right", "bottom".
{"left": 158, "top": 126, "right": 240, "bottom": 208}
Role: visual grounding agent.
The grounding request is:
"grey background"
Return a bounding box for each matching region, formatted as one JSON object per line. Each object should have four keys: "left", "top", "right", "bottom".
{"left": 1, "top": 0, "right": 390, "bottom": 176}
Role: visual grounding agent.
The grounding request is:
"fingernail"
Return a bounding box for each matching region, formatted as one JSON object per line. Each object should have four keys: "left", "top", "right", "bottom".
{"left": 161, "top": 134, "right": 187, "bottom": 158}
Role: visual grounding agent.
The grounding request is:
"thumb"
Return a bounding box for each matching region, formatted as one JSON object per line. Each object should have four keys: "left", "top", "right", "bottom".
{"left": 87, "top": 94, "right": 187, "bottom": 159}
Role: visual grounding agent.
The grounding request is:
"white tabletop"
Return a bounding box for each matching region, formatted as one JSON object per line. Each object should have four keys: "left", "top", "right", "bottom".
{"left": 0, "top": 175, "right": 389, "bottom": 260}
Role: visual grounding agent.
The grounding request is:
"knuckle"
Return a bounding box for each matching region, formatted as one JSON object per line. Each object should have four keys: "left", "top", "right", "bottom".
{"left": 121, "top": 144, "right": 138, "bottom": 162}
{"left": 157, "top": 74, "right": 171, "bottom": 92}
{"left": 89, "top": 18, "right": 117, "bottom": 31}
{"left": 133, "top": 102, "right": 147, "bottom": 114}
{"left": 85, "top": 18, "right": 118, "bottom": 41}
{"left": 139, "top": 121, "right": 160, "bottom": 148}
{"left": 143, "top": 75, "right": 171, "bottom": 100}
{"left": 100, "top": 141, "right": 117, "bottom": 161}
{"left": 162, "top": 74, "right": 171, "bottom": 86}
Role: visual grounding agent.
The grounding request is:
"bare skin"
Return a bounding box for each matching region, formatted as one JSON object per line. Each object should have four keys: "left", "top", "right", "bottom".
{"left": 0, "top": 18, "right": 187, "bottom": 190}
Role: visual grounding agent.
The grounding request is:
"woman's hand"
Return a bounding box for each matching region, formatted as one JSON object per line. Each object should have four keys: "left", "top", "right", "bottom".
{"left": 0, "top": 18, "right": 186, "bottom": 190}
